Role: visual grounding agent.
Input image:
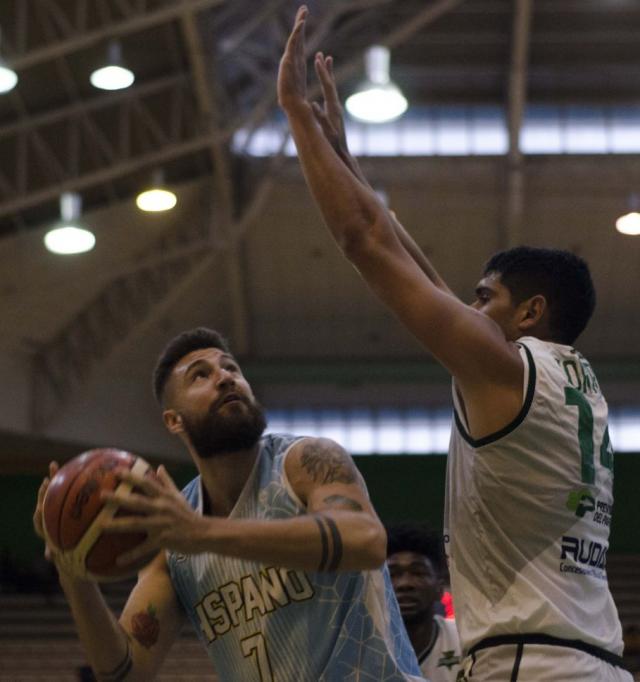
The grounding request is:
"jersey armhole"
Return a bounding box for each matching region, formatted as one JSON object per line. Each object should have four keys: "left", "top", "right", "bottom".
{"left": 281, "top": 436, "right": 310, "bottom": 510}
{"left": 453, "top": 342, "right": 537, "bottom": 448}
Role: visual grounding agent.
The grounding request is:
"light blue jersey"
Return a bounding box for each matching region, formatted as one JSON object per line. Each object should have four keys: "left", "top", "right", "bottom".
{"left": 167, "top": 433, "right": 423, "bottom": 682}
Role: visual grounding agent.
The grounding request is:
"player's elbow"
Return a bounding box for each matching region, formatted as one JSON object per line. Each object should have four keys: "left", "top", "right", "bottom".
{"left": 339, "top": 213, "right": 393, "bottom": 265}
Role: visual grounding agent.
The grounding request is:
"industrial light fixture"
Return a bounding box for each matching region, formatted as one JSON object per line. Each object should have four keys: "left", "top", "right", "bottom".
{"left": 616, "top": 194, "right": 640, "bottom": 236}
{"left": 136, "top": 170, "right": 177, "bottom": 212}
{"left": 0, "top": 28, "right": 17, "bottom": 94}
{"left": 90, "top": 41, "right": 135, "bottom": 91}
{"left": 345, "top": 45, "right": 408, "bottom": 124}
{"left": 0, "top": 60, "right": 17, "bottom": 94}
{"left": 44, "top": 192, "right": 96, "bottom": 255}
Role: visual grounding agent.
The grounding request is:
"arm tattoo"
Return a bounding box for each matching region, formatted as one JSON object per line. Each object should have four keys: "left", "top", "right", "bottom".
{"left": 322, "top": 494, "right": 363, "bottom": 512}
{"left": 313, "top": 514, "right": 344, "bottom": 572}
{"left": 96, "top": 637, "right": 132, "bottom": 682}
{"left": 313, "top": 515, "right": 329, "bottom": 571}
{"left": 324, "top": 516, "right": 343, "bottom": 572}
{"left": 300, "top": 439, "right": 358, "bottom": 485}
{"left": 131, "top": 604, "right": 160, "bottom": 649}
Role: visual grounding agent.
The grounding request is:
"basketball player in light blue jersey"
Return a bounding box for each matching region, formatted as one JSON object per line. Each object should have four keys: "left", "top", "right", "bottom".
{"left": 279, "top": 7, "right": 632, "bottom": 680}
{"left": 33, "top": 327, "right": 422, "bottom": 681}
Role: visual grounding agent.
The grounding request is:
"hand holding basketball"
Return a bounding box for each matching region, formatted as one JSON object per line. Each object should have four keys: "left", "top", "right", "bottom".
{"left": 101, "top": 464, "right": 213, "bottom": 565}
{"left": 38, "top": 448, "right": 159, "bottom": 582}
{"left": 33, "top": 460, "right": 62, "bottom": 565}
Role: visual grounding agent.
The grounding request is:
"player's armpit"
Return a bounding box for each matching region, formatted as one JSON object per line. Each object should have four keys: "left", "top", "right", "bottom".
{"left": 117, "top": 552, "right": 185, "bottom": 680}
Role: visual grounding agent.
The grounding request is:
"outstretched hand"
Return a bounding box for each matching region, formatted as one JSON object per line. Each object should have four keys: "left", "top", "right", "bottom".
{"left": 311, "top": 52, "right": 368, "bottom": 185}
{"left": 277, "top": 5, "right": 310, "bottom": 113}
{"left": 311, "top": 53, "right": 346, "bottom": 155}
{"left": 102, "top": 465, "right": 214, "bottom": 566}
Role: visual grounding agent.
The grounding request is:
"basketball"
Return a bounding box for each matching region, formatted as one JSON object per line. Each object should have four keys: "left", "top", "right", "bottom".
{"left": 42, "top": 448, "right": 157, "bottom": 582}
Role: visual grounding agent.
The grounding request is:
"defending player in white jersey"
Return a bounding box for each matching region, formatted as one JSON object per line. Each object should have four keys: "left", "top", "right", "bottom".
{"left": 278, "top": 7, "right": 632, "bottom": 680}
{"left": 387, "top": 523, "right": 462, "bottom": 682}
{"left": 33, "top": 328, "right": 422, "bottom": 681}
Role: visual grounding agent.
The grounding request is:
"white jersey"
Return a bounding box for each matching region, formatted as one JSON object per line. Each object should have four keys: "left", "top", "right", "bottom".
{"left": 418, "top": 616, "right": 462, "bottom": 682}
{"left": 444, "top": 337, "right": 624, "bottom": 658}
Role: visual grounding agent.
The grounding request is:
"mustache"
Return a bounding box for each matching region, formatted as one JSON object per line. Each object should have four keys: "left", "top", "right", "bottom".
{"left": 209, "top": 391, "right": 251, "bottom": 414}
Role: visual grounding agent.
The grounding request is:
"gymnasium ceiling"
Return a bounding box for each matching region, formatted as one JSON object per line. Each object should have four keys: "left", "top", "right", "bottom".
{"left": 1, "top": 0, "right": 640, "bottom": 454}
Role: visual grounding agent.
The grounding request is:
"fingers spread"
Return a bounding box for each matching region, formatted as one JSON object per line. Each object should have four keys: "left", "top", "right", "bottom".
{"left": 103, "top": 489, "right": 157, "bottom": 514}
{"left": 103, "top": 515, "right": 162, "bottom": 534}
{"left": 116, "top": 469, "right": 162, "bottom": 497}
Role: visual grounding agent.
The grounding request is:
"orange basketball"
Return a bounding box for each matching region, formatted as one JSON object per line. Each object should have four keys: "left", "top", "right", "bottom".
{"left": 42, "top": 448, "right": 157, "bottom": 582}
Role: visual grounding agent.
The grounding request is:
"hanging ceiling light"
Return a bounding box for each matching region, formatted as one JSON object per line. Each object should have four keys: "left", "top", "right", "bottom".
{"left": 90, "top": 41, "right": 135, "bottom": 91}
{"left": 616, "top": 194, "right": 640, "bottom": 236}
{"left": 136, "top": 170, "right": 177, "bottom": 212}
{"left": 44, "top": 192, "right": 96, "bottom": 254}
{"left": 0, "top": 60, "right": 17, "bottom": 94}
{"left": 0, "top": 28, "right": 17, "bottom": 94}
{"left": 345, "top": 46, "right": 408, "bottom": 124}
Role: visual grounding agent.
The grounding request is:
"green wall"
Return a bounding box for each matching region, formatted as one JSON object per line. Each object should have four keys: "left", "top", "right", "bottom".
{"left": 2, "top": 455, "right": 638, "bottom": 570}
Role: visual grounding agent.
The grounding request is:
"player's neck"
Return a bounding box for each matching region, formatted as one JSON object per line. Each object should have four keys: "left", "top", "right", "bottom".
{"left": 406, "top": 609, "right": 437, "bottom": 658}
{"left": 197, "top": 443, "right": 261, "bottom": 517}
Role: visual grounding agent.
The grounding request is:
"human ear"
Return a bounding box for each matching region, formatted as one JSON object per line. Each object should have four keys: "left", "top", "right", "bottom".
{"left": 163, "top": 409, "right": 184, "bottom": 435}
{"left": 519, "top": 294, "right": 547, "bottom": 330}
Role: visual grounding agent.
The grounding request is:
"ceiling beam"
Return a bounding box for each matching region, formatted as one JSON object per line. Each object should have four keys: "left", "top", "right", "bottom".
{"left": 0, "top": 132, "right": 214, "bottom": 220}
{"left": 180, "top": 8, "right": 252, "bottom": 356}
{"left": 9, "top": 0, "right": 225, "bottom": 69}
{"left": 0, "top": 73, "right": 187, "bottom": 140}
{"left": 502, "top": 0, "right": 533, "bottom": 248}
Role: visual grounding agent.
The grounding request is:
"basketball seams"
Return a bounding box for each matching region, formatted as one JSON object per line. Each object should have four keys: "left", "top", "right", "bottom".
{"left": 60, "top": 450, "right": 131, "bottom": 550}
{"left": 43, "top": 455, "right": 88, "bottom": 549}
{"left": 77, "top": 484, "right": 129, "bottom": 580}
{"left": 81, "top": 455, "right": 151, "bottom": 581}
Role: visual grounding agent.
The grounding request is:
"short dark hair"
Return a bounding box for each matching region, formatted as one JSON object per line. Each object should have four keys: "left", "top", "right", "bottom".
{"left": 152, "top": 327, "right": 231, "bottom": 404}
{"left": 483, "top": 246, "right": 596, "bottom": 344}
{"left": 386, "top": 522, "right": 446, "bottom": 575}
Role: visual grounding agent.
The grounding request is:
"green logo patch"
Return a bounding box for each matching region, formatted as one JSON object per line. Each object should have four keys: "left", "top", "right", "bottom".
{"left": 566, "top": 489, "right": 596, "bottom": 518}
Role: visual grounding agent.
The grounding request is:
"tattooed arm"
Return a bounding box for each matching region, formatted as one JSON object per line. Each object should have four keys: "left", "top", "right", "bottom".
{"left": 102, "top": 439, "right": 385, "bottom": 573}
{"left": 57, "top": 552, "right": 184, "bottom": 681}
{"left": 286, "top": 437, "right": 387, "bottom": 572}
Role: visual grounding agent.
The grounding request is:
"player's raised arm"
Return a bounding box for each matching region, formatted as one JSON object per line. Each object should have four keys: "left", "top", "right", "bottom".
{"left": 311, "top": 51, "right": 454, "bottom": 297}
{"left": 278, "top": 8, "right": 523, "bottom": 406}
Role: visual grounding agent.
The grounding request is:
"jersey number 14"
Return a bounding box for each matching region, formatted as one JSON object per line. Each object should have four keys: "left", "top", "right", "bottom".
{"left": 564, "top": 386, "right": 613, "bottom": 485}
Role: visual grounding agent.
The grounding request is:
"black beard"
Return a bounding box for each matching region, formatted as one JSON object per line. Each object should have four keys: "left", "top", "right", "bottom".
{"left": 180, "top": 397, "right": 267, "bottom": 459}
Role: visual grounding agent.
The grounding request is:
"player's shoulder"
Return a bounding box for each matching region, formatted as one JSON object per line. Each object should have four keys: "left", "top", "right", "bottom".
{"left": 433, "top": 615, "right": 462, "bottom": 652}
{"left": 261, "top": 432, "right": 309, "bottom": 456}
{"left": 435, "top": 615, "right": 459, "bottom": 635}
